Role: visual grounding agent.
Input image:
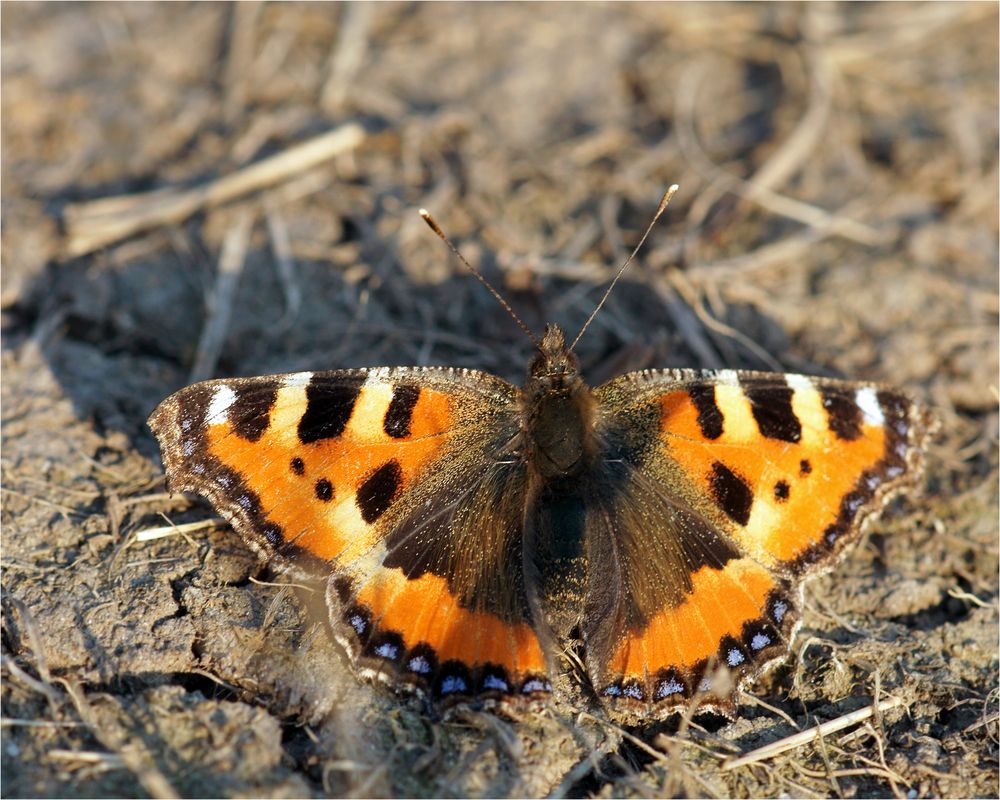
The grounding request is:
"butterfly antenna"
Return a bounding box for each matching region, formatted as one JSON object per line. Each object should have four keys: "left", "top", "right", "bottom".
{"left": 569, "top": 184, "right": 679, "bottom": 352}
{"left": 420, "top": 209, "right": 540, "bottom": 348}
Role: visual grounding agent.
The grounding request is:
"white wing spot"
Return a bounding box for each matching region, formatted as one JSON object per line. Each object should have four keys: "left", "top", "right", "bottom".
{"left": 751, "top": 633, "right": 771, "bottom": 651}
{"left": 727, "top": 648, "right": 746, "bottom": 667}
{"left": 206, "top": 385, "right": 237, "bottom": 425}
{"left": 855, "top": 387, "right": 884, "bottom": 426}
{"left": 772, "top": 600, "right": 788, "bottom": 623}
{"left": 349, "top": 614, "right": 367, "bottom": 635}
{"left": 282, "top": 372, "right": 314, "bottom": 388}
{"left": 717, "top": 369, "right": 740, "bottom": 387}
{"left": 365, "top": 367, "right": 392, "bottom": 380}
{"left": 785, "top": 373, "right": 815, "bottom": 392}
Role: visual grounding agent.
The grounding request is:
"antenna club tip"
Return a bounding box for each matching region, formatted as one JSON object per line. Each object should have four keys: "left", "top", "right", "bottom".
{"left": 419, "top": 208, "right": 444, "bottom": 236}
{"left": 656, "top": 184, "right": 681, "bottom": 215}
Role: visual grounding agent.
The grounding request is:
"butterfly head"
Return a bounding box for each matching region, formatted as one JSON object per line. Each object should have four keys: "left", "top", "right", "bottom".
{"left": 528, "top": 325, "right": 582, "bottom": 391}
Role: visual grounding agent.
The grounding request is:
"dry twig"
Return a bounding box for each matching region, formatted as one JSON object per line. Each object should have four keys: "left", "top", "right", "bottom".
{"left": 189, "top": 211, "right": 254, "bottom": 382}
{"left": 723, "top": 697, "right": 904, "bottom": 770}
{"left": 134, "top": 517, "right": 226, "bottom": 542}
{"left": 63, "top": 123, "right": 365, "bottom": 257}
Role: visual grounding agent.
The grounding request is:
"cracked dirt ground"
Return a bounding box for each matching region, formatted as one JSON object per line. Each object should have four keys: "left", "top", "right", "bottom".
{"left": 2, "top": 3, "right": 998, "bottom": 798}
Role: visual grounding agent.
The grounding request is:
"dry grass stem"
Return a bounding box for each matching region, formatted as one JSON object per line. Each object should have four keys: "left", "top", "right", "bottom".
{"left": 676, "top": 56, "right": 887, "bottom": 253}
{"left": 3, "top": 658, "right": 62, "bottom": 707}
{"left": 47, "top": 749, "right": 127, "bottom": 768}
{"left": 265, "top": 203, "right": 303, "bottom": 330}
{"left": 223, "top": 2, "right": 263, "bottom": 123}
{"left": 62, "top": 123, "right": 364, "bottom": 258}
{"left": 189, "top": 211, "right": 254, "bottom": 383}
{"left": 134, "top": 518, "right": 226, "bottom": 542}
{"left": 964, "top": 710, "right": 999, "bottom": 735}
{"left": 248, "top": 575, "right": 318, "bottom": 593}
{"left": 322, "top": 3, "right": 376, "bottom": 114}
{"left": 1, "top": 719, "right": 86, "bottom": 729}
{"left": 723, "top": 697, "right": 904, "bottom": 770}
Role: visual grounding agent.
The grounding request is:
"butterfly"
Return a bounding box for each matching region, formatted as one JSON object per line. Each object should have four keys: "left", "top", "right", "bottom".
{"left": 147, "top": 190, "right": 933, "bottom": 721}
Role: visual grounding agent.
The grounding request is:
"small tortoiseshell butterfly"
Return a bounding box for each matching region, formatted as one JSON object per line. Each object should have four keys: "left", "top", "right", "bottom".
{"left": 148, "top": 190, "right": 933, "bottom": 721}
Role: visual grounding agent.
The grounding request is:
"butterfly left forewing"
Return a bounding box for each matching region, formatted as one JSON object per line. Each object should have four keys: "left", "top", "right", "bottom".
{"left": 151, "top": 369, "right": 461, "bottom": 574}
{"left": 585, "top": 368, "right": 933, "bottom": 719}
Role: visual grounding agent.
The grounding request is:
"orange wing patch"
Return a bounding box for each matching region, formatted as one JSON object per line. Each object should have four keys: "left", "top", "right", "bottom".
{"left": 597, "top": 557, "right": 795, "bottom": 713}
{"left": 203, "top": 374, "right": 454, "bottom": 564}
{"left": 658, "top": 375, "right": 920, "bottom": 571}
{"left": 331, "top": 568, "right": 550, "bottom": 701}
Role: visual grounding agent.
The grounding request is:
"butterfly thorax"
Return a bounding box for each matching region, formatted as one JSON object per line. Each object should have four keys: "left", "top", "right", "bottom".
{"left": 519, "top": 325, "right": 598, "bottom": 482}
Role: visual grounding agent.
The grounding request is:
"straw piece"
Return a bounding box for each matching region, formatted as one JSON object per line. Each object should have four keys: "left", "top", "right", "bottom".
{"left": 188, "top": 212, "right": 253, "bottom": 383}
{"left": 723, "top": 697, "right": 903, "bottom": 770}
{"left": 134, "top": 518, "right": 226, "bottom": 542}
{"left": 63, "top": 123, "right": 365, "bottom": 257}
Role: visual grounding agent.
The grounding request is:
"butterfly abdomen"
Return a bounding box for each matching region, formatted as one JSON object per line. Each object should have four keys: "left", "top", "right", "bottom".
{"left": 526, "top": 489, "right": 589, "bottom": 639}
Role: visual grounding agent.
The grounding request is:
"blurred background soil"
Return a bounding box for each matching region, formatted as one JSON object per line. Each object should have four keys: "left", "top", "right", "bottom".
{"left": 1, "top": 3, "right": 997, "bottom": 798}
